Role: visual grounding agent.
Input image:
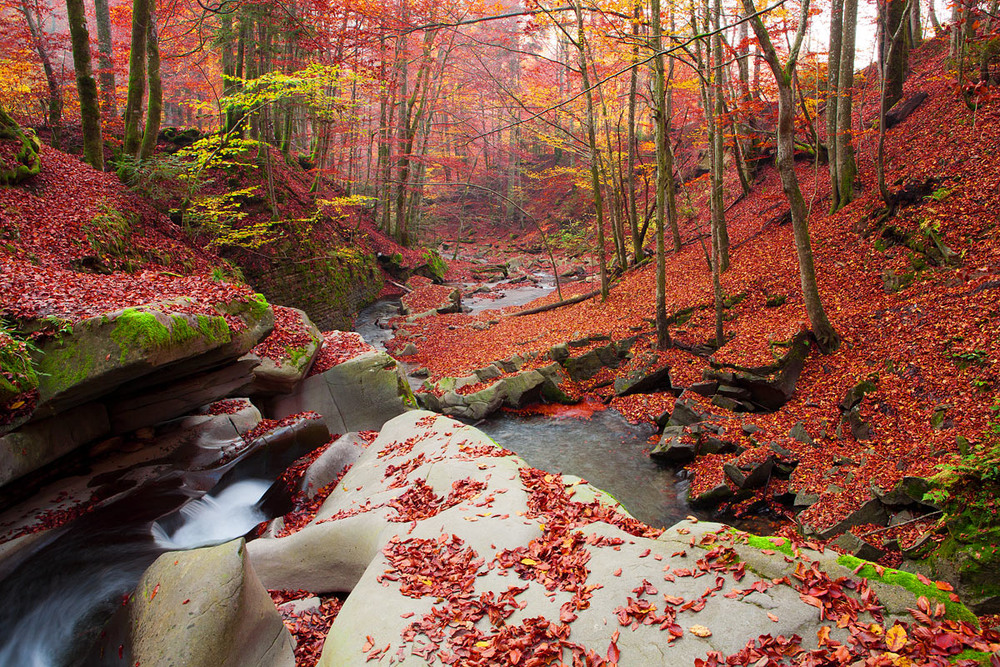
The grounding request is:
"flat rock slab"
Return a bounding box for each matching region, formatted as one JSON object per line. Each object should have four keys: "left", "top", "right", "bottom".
{"left": 246, "top": 411, "right": 972, "bottom": 665}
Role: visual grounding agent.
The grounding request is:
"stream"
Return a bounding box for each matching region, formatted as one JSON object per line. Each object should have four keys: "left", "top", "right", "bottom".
{"left": 355, "top": 278, "right": 696, "bottom": 530}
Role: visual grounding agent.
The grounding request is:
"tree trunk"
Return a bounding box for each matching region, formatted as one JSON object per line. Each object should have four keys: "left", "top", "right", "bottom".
{"left": 827, "top": 0, "right": 844, "bottom": 210}
{"left": 67, "top": 0, "right": 104, "bottom": 169}
{"left": 574, "top": 2, "right": 609, "bottom": 301}
{"left": 651, "top": 0, "right": 671, "bottom": 348}
{"left": 21, "top": 3, "right": 61, "bottom": 147}
{"left": 93, "top": 0, "right": 116, "bottom": 118}
{"left": 743, "top": 0, "right": 841, "bottom": 352}
{"left": 709, "top": 0, "right": 729, "bottom": 271}
{"left": 909, "top": 0, "right": 922, "bottom": 45}
{"left": 123, "top": 0, "right": 149, "bottom": 156}
{"left": 880, "top": 0, "right": 909, "bottom": 113}
{"left": 835, "top": 0, "right": 859, "bottom": 208}
{"left": 627, "top": 2, "right": 641, "bottom": 262}
{"left": 139, "top": 2, "right": 162, "bottom": 159}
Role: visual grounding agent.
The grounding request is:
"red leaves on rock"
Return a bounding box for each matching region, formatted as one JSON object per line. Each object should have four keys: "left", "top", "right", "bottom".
{"left": 307, "top": 331, "right": 374, "bottom": 377}
{"left": 250, "top": 306, "right": 316, "bottom": 367}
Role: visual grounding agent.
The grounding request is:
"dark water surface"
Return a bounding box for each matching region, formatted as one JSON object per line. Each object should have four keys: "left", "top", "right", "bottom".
{"left": 478, "top": 408, "right": 698, "bottom": 529}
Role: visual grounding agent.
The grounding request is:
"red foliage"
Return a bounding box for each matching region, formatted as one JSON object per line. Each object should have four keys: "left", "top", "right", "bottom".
{"left": 250, "top": 306, "right": 315, "bottom": 367}
{"left": 307, "top": 331, "right": 374, "bottom": 377}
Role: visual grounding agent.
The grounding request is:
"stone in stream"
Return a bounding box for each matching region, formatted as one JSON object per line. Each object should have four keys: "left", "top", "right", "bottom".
{"left": 649, "top": 425, "right": 698, "bottom": 463}
{"left": 265, "top": 348, "right": 414, "bottom": 434}
{"left": 241, "top": 410, "right": 975, "bottom": 665}
{"left": 89, "top": 538, "right": 294, "bottom": 667}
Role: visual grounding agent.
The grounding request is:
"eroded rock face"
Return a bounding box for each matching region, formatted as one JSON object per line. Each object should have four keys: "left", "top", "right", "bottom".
{"left": 245, "top": 306, "right": 323, "bottom": 396}
{"left": 89, "top": 539, "right": 294, "bottom": 667}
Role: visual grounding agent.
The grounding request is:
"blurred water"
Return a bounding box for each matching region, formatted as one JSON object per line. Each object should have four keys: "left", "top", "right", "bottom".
{"left": 478, "top": 408, "right": 698, "bottom": 529}
{"left": 151, "top": 478, "right": 271, "bottom": 550}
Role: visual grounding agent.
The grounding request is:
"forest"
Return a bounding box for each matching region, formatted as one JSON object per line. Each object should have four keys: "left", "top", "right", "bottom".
{"left": 1, "top": 0, "right": 1000, "bottom": 662}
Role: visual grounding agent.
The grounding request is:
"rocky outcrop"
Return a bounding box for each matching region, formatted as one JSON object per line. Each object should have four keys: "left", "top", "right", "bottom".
{"left": 415, "top": 363, "right": 571, "bottom": 421}
{"left": 702, "top": 330, "right": 812, "bottom": 412}
{"left": 89, "top": 539, "right": 294, "bottom": 667}
{"left": 243, "top": 411, "right": 977, "bottom": 666}
{"left": 0, "top": 295, "right": 274, "bottom": 488}
{"left": 266, "top": 349, "right": 414, "bottom": 434}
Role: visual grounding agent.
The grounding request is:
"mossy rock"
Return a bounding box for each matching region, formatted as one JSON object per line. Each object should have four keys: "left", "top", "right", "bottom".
{"left": 929, "top": 533, "right": 1000, "bottom": 614}
{"left": 30, "top": 296, "right": 273, "bottom": 418}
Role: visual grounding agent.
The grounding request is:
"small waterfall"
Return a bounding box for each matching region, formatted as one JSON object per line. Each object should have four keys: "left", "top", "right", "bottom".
{"left": 151, "top": 479, "right": 272, "bottom": 550}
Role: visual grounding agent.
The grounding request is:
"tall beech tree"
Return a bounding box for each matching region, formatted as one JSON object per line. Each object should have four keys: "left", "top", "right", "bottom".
{"left": 829, "top": 0, "right": 860, "bottom": 211}
{"left": 19, "top": 0, "right": 61, "bottom": 147}
{"left": 742, "top": 0, "right": 841, "bottom": 352}
{"left": 123, "top": 0, "right": 149, "bottom": 156}
{"left": 650, "top": 0, "right": 671, "bottom": 348}
{"left": 66, "top": 0, "right": 104, "bottom": 169}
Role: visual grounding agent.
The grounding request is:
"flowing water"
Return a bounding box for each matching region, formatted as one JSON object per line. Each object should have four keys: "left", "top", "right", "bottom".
{"left": 478, "top": 408, "right": 697, "bottom": 529}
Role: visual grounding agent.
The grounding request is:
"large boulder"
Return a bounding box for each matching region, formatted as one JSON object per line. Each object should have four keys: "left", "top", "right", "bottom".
{"left": 265, "top": 348, "right": 413, "bottom": 434}
{"left": 89, "top": 539, "right": 294, "bottom": 667}
{"left": 244, "top": 411, "right": 981, "bottom": 666}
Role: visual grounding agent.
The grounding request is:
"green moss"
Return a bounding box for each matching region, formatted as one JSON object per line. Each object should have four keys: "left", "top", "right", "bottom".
{"left": 247, "top": 293, "right": 270, "bottom": 321}
{"left": 195, "top": 314, "right": 231, "bottom": 344}
{"left": 423, "top": 249, "right": 447, "bottom": 281}
{"left": 952, "top": 650, "right": 992, "bottom": 665}
{"left": 744, "top": 534, "right": 796, "bottom": 557}
{"left": 110, "top": 309, "right": 229, "bottom": 363}
{"left": 836, "top": 554, "right": 978, "bottom": 625}
{"left": 36, "top": 336, "right": 95, "bottom": 393}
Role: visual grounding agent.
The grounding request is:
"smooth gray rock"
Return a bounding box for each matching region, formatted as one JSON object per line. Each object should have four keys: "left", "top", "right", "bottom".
{"left": 0, "top": 402, "right": 110, "bottom": 487}
{"left": 266, "top": 349, "right": 412, "bottom": 434}
{"left": 90, "top": 539, "right": 293, "bottom": 667}
{"left": 299, "top": 432, "right": 370, "bottom": 498}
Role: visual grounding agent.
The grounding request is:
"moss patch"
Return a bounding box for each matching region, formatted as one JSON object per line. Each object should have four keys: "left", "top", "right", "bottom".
{"left": 109, "top": 308, "right": 230, "bottom": 362}
{"left": 836, "top": 554, "right": 978, "bottom": 625}
{"left": 743, "top": 533, "right": 796, "bottom": 558}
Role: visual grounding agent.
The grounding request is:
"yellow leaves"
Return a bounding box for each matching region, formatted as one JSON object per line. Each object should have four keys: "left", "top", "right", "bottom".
{"left": 689, "top": 624, "right": 712, "bottom": 638}
{"left": 520, "top": 558, "right": 538, "bottom": 566}
{"left": 885, "top": 624, "right": 907, "bottom": 652}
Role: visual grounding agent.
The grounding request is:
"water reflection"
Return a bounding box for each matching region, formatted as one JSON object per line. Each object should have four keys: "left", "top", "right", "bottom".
{"left": 478, "top": 408, "right": 701, "bottom": 529}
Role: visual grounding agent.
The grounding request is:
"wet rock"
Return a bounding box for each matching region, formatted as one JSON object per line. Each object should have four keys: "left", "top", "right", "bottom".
{"left": 689, "top": 480, "right": 735, "bottom": 506}
{"left": 0, "top": 403, "right": 110, "bottom": 487}
{"left": 90, "top": 539, "right": 293, "bottom": 667}
{"left": 106, "top": 357, "right": 259, "bottom": 434}
{"left": 724, "top": 457, "right": 774, "bottom": 490}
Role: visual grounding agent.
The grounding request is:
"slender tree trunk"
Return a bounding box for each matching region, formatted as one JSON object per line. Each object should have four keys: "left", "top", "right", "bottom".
{"left": 710, "top": 0, "right": 729, "bottom": 271}
{"left": 139, "top": 2, "right": 162, "bottom": 159}
{"left": 627, "top": 2, "right": 641, "bottom": 262}
{"left": 878, "top": 1, "right": 912, "bottom": 206}
{"left": 835, "top": 0, "right": 859, "bottom": 207}
{"left": 651, "top": 0, "right": 670, "bottom": 348}
{"left": 93, "top": 0, "right": 116, "bottom": 118}
{"left": 574, "top": 2, "right": 609, "bottom": 301}
{"left": 909, "top": 0, "right": 922, "bottom": 45}
{"left": 67, "top": 0, "right": 104, "bottom": 169}
{"left": 827, "top": 0, "right": 844, "bottom": 210}
{"left": 928, "top": 0, "right": 940, "bottom": 31}
{"left": 123, "top": 0, "right": 149, "bottom": 156}
{"left": 21, "top": 3, "right": 61, "bottom": 147}
{"left": 743, "top": 0, "right": 841, "bottom": 352}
